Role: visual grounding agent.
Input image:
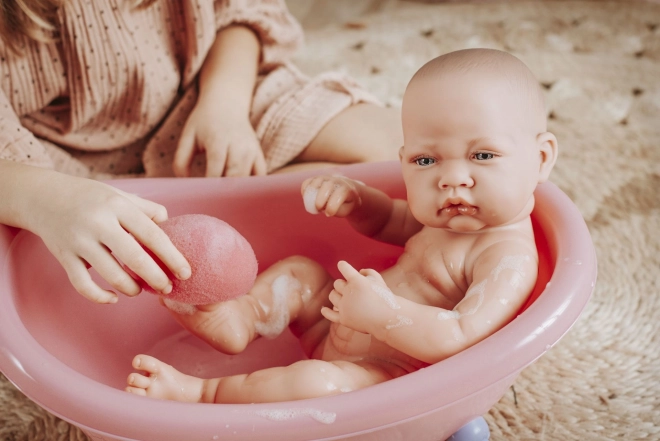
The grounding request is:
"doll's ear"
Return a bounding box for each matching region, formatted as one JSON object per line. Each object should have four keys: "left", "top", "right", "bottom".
{"left": 536, "top": 132, "right": 558, "bottom": 183}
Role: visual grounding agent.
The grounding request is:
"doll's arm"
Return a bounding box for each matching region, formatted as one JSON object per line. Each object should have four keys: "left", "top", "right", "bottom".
{"left": 324, "top": 243, "right": 538, "bottom": 364}
{"left": 301, "top": 176, "right": 422, "bottom": 246}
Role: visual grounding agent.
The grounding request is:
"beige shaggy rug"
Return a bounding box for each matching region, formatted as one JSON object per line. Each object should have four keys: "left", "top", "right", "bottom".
{"left": 2, "top": 1, "right": 659, "bottom": 440}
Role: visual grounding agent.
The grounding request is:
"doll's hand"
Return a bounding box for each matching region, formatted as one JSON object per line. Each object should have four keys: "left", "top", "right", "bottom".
{"left": 28, "top": 173, "right": 190, "bottom": 304}
{"left": 173, "top": 102, "right": 266, "bottom": 178}
{"left": 300, "top": 175, "right": 362, "bottom": 217}
{"left": 321, "top": 261, "right": 394, "bottom": 336}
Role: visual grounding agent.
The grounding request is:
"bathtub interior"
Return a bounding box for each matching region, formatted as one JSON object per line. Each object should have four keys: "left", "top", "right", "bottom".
{"left": 0, "top": 162, "right": 594, "bottom": 441}
{"left": 6, "top": 170, "right": 550, "bottom": 391}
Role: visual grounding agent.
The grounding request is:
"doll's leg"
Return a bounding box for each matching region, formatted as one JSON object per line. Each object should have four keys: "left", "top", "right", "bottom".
{"left": 126, "top": 354, "right": 403, "bottom": 404}
{"left": 164, "top": 256, "right": 333, "bottom": 356}
{"left": 291, "top": 103, "right": 403, "bottom": 166}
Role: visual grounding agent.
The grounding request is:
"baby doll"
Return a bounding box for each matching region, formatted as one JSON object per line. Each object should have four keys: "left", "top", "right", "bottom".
{"left": 126, "top": 48, "right": 558, "bottom": 404}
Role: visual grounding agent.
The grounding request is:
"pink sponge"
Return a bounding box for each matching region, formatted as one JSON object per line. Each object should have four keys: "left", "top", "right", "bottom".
{"left": 144, "top": 214, "right": 258, "bottom": 305}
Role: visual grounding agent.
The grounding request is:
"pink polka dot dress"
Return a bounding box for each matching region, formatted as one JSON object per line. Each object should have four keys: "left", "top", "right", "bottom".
{"left": 0, "top": 0, "right": 378, "bottom": 178}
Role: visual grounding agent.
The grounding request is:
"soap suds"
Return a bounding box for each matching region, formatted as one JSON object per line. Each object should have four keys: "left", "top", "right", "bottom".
{"left": 303, "top": 187, "right": 319, "bottom": 214}
{"left": 385, "top": 314, "right": 413, "bottom": 330}
{"left": 163, "top": 298, "right": 197, "bottom": 315}
{"left": 371, "top": 284, "right": 401, "bottom": 310}
{"left": 255, "top": 275, "right": 301, "bottom": 339}
{"left": 491, "top": 255, "right": 530, "bottom": 281}
{"left": 253, "top": 408, "right": 336, "bottom": 424}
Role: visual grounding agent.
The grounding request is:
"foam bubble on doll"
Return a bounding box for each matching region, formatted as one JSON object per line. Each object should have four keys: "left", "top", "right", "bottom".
{"left": 144, "top": 214, "right": 258, "bottom": 305}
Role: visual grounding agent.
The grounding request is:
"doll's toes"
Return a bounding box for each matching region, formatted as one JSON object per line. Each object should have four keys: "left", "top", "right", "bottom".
{"left": 127, "top": 373, "right": 153, "bottom": 389}
{"left": 125, "top": 386, "right": 147, "bottom": 396}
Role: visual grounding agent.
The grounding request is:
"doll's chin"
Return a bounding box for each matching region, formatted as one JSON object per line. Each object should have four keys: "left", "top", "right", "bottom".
{"left": 444, "top": 215, "right": 487, "bottom": 232}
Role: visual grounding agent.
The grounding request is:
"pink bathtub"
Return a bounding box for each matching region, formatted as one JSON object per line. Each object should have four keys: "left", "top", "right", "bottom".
{"left": 0, "top": 161, "right": 596, "bottom": 441}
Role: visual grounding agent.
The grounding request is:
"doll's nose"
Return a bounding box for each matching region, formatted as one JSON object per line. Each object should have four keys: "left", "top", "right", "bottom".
{"left": 438, "top": 163, "right": 474, "bottom": 189}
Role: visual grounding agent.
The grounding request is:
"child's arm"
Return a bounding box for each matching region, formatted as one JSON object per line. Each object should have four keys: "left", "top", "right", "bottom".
{"left": 323, "top": 242, "right": 538, "bottom": 364}
{"left": 0, "top": 160, "right": 191, "bottom": 303}
{"left": 301, "top": 175, "right": 422, "bottom": 247}
{"left": 173, "top": 24, "right": 264, "bottom": 178}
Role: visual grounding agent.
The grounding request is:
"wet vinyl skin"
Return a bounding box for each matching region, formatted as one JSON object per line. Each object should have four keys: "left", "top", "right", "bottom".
{"left": 0, "top": 162, "right": 596, "bottom": 441}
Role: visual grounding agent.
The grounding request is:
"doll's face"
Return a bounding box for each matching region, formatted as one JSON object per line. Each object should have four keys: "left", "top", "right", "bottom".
{"left": 400, "top": 72, "right": 554, "bottom": 232}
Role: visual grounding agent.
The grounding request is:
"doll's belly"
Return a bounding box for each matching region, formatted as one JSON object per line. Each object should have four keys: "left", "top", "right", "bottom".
{"left": 319, "top": 323, "right": 427, "bottom": 373}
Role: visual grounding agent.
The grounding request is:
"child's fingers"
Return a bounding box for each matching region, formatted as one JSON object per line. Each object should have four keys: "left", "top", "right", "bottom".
{"left": 252, "top": 153, "right": 267, "bottom": 176}
{"left": 321, "top": 306, "right": 340, "bottom": 323}
{"left": 107, "top": 232, "right": 173, "bottom": 295}
{"left": 117, "top": 190, "right": 169, "bottom": 224}
{"left": 119, "top": 212, "right": 191, "bottom": 282}
{"left": 80, "top": 244, "right": 142, "bottom": 296}
{"left": 337, "top": 260, "right": 361, "bottom": 280}
{"left": 225, "top": 138, "right": 261, "bottom": 177}
{"left": 172, "top": 127, "right": 196, "bottom": 177}
{"left": 61, "top": 255, "right": 118, "bottom": 304}
{"left": 204, "top": 142, "right": 229, "bottom": 178}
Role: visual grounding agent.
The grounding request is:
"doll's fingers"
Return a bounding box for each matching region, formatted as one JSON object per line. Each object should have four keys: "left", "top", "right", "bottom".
{"left": 337, "top": 260, "right": 361, "bottom": 280}
{"left": 62, "top": 256, "right": 118, "bottom": 304}
{"left": 321, "top": 306, "right": 340, "bottom": 323}
{"left": 328, "top": 289, "right": 342, "bottom": 306}
{"left": 332, "top": 278, "right": 347, "bottom": 292}
{"left": 172, "top": 127, "right": 196, "bottom": 178}
{"left": 81, "top": 245, "right": 142, "bottom": 297}
{"left": 326, "top": 186, "right": 356, "bottom": 217}
{"left": 316, "top": 180, "right": 337, "bottom": 214}
{"left": 360, "top": 268, "right": 382, "bottom": 281}
{"left": 301, "top": 178, "right": 326, "bottom": 214}
{"left": 119, "top": 212, "right": 191, "bottom": 282}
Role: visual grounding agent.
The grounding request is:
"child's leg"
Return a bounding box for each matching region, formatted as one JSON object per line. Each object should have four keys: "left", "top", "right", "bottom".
{"left": 163, "top": 256, "right": 333, "bottom": 356}
{"left": 126, "top": 354, "right": 403, "bottom": 403}
{"left": 291, "top": 103, "right": 403, "bottom": 166}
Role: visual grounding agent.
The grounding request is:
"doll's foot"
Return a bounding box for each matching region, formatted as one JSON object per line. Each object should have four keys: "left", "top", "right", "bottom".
{"left": 163, "top": 299, "right": 256, "bottom": 355}
{"left": 126, "top": 355, "right": 203, "bottom": 403}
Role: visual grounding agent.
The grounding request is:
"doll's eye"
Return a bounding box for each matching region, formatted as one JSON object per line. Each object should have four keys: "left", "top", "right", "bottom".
{"left": 473, "top": 152, "right": 495, "bottom": 161}
{"left": 414, "top": 157, "right": 435, "bottom": 166}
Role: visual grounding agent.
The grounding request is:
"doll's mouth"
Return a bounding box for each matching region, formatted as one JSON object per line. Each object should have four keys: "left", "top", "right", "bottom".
{"left": 440, "top": 204, "right": 478, "bottom": 216}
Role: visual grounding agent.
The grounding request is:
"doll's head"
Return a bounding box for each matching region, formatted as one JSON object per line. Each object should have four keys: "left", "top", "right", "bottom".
{"left": 400, "top": 48, "right": 558, "bottom": 232}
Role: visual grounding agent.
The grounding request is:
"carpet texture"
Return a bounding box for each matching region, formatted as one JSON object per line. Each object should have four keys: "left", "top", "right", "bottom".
{"left": 1, "top": 1, "right": 659, "bottom": 440}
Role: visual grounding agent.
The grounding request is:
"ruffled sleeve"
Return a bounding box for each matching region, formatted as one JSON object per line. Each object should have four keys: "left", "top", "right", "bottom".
{"left": 214, "top": 0, "right": 304, "bottom": 70}
{"left": 0, "top": 89, "right": 53, "bottom": 169}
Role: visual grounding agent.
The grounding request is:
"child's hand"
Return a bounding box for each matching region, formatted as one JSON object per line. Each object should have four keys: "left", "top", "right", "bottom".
{"left": 300, "top": 175, "right": 362, "bottom": 217}
{"left": 29, "top": 174, "right": 191, "bottom": 304}
{"left": 173, "top": 103, "right": 266, "bottom": 178}
{"left": 321, "top": 261, "right": 395, "bottom": 336}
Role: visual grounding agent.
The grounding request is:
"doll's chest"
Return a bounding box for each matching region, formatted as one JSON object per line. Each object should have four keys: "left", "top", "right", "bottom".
{"left": 395, "top": 229, "right": 479, "bottom": 305}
